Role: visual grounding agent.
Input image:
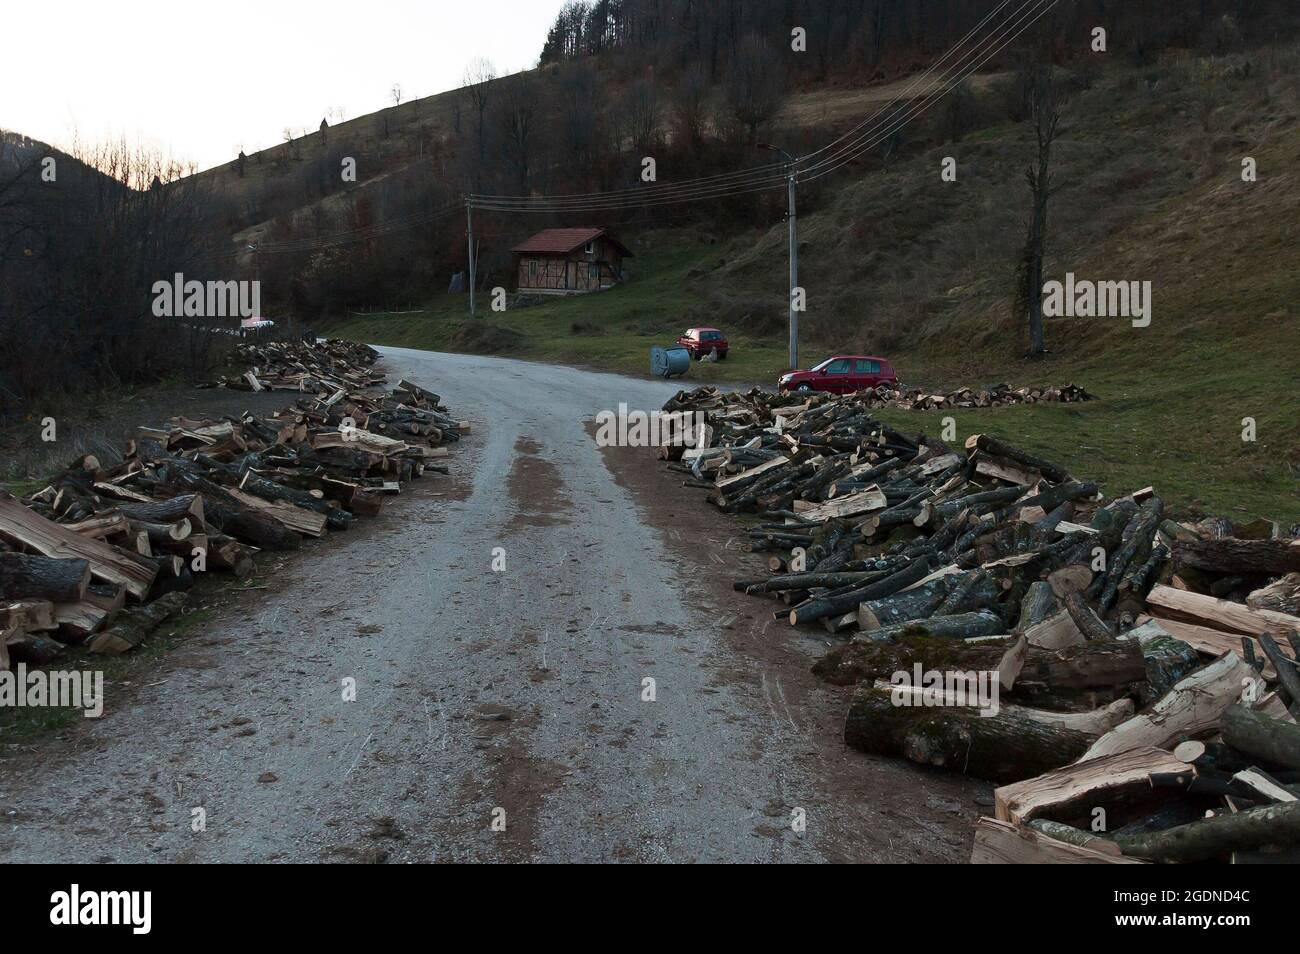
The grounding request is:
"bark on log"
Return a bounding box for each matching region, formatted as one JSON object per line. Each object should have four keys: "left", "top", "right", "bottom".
{"left": 0, "top": 492, "right": 157, "bottom": 600}
{"left": 1111, "top": 801, "right": 1300, "bottom": 862}
{"left": 87, "top": 592, "right": 187, "bottom": 654}
{"left": 844, "top": 682, "right": 1094, "bottom": 783}
{"left": 1175, "top": 538, "right": 1300, "bottom": 577}
{"left": 1221, "top": 704, "right": 1300, "bottom": 771}
{"left": 855, "top": 578, "right": 950, "bottom": 631}
{"left": 1062, "top": 590, "right": 1113, "bottom": 642}
{"left": 111, "top": 494, "right": 205, "bottom": 525}
{"left": 1080, "top": 651, "right": 1252, "bottom": 760}
{"left": 788, "top": 556, "right": 931, "bottom": 626}
{"left": 965, "top": 434, "right": 1071, "bottom": 483}
{"left": 0, "top": 553, "right": 92, "bottom": 602}
{"left": 859, "top": 610, "right": 1005, "bottom": 643}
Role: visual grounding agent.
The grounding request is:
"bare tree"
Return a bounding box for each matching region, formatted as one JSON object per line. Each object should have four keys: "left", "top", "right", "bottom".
{"left": 671, "top": 62, "right": 709, "bottom": 153}
{"left": 621, "top": 76, "right": 660, "bottom": 154}
{"left": 559, "top": 63, "right": 598, "bottom": 174}
{"left": 1016, "top": 62, "right": 1062, "bottom": 357}
{"left": 494, "top": 73, "right": 540, "bottom": 195}
{"left": 726, "top": 33, "right": 786, "bottom": 145}
{"left": 462, "top": 58, "right": 498, "bottom": 189}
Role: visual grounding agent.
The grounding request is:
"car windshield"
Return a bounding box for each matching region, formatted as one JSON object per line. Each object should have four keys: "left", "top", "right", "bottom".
{"left": 811, "top": 359, "right": 842, "bottom": 372}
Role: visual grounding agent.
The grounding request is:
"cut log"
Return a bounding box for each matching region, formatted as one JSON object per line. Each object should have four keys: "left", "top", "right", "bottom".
{"left": 844, "top": 682, "right": 1094, "bottom": 783}
{"left": 1022, "top": 609, "right": 1085, "bottom": 650}
{"left": 1232, "top": 767, "right": 1297, "bottom": 803}
{"left": 1137, "top": 613, "right": 1296, "bottom": 679}
{"left": 53, "top": 583, "right": 127, "bottom": 639}
{"left": 859, "top": 610, "right": 1005, "bottom": 643}
{"left": 971, "top": 817, "right": 1144, "bottom": 864}
{"left": 1016, "top": 581, "right": 1060, "bottom": 630}
{"left": 789, "top": 556, "right": 931, "bottom": 626}
{"left": 0, "top": 492, "right": 157, "bottom": 600}
{"left": 0, "top": 599, "right": 57, "bottom": 632}
{"left": 1221, "top": 704, "right": 1300, "bottom": 771}
{"left": 225, "top": 487, "right": 327, "bottom": 538}
{"left": 112, "top": 494, "right": 205, "bottom": 526}
{"left": 1247, "top": 573, "right": 1300, "bottom": 616}
{"left": 994, "top": 745, "right": 1188, "bottom": 823}
{"left": 1174, "top": 537, "right": 1300, "bottom": 576}
{"left": 1111, "top": 801, "right": 1300, "bottom": 862}
{"left": 86, "top": 592, "right": 188, "bottom": 654}
{"left": 1146, "top": 584, "right": 1300, "bottom": 639}
{"left": 62, "top": 511, "right": 131, "bottom": 539}
{"left": 1018, "top": 638, "right": 1146, "bottom": 690}
{"left": 0, "top": 553, "right": 92, "bottom": 602}
{"left": 1079, "top": 651, "right": 1252, "bottom": 760}
{"left": 1062, "top": 590, "right": 1113, "bottom": 642}
{"left": 4, "top": 628, "right": 64, "bottom": 665}
{"left": 206, "top": 534, "right": 256, "bottom": 578}
{"left": 964, "top": 434, "right": 1071, "bottom": 483}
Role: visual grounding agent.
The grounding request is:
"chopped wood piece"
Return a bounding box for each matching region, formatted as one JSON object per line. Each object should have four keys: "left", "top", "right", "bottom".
{"left": 1146, "top": 584, "right": 1300, "bottom": 639}
{"left": 971, "top": 817, "right": 1144, "bottom": 864}
{"left": 995, "top": 746, "right": 1188, "bottom": 823}
{"left": 1080, "top": 651, "right": 1252, "bottom": 760}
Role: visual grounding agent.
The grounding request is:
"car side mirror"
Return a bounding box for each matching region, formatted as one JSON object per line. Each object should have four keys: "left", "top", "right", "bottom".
{"left": 818, "top": 368, "right": 827, "bottom": 375}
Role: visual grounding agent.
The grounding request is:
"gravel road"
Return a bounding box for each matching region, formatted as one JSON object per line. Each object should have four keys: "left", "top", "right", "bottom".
{"left": 0, "top": 346, "right": 985, "bottom": 863}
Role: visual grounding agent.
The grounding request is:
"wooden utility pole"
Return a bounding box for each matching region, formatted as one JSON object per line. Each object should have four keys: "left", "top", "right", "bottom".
{"left": 466, "top": 199, "right": 476, "bottom": 317}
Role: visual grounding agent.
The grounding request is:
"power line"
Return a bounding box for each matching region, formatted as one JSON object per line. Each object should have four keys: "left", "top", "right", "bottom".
{"left": 468, "top": 0, "right": 1059, "bottom": 213}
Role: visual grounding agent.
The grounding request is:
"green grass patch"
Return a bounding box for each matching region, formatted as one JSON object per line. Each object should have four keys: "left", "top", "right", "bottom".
{"left": 0, "top": 608, "right": 216, "bottom": 743}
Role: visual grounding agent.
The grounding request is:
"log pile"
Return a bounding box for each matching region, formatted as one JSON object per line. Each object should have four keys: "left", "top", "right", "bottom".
{"left": 211, "top": 338, "right": 386, "bottom": 393}
{"left": 2, "top": 361, "right": 467, "bottom": 669}
{"left": 660, "top": 385, "right": 1300, "bottom": 863}
{"left": 834, "top": 381, "right": 1093, "bottom": 411}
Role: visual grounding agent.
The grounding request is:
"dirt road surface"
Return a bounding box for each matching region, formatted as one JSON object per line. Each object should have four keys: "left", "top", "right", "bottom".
{"left": 0, "top": 346, "right": 986, "bottom": 863}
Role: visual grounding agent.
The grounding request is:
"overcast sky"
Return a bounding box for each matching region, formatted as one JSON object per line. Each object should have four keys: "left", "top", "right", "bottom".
{"left": 4, "top": 0, "right": 561, "bottom": 172}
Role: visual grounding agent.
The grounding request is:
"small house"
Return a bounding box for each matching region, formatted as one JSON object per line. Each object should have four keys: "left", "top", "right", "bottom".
{"left": 512, "top": 228, "right": 632, "bottom": 295}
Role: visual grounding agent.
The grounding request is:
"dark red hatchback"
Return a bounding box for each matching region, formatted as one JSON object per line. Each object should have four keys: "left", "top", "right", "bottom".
{"left": 778, "top": 355, "right": 898, "bottom": 395}
{"left": 677, "top": 327, "right": 729, "bottom": 360}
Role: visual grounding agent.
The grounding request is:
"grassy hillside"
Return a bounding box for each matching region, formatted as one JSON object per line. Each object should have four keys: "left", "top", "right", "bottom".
{"left": 326, "top": 46, "right": 1300, "bottom": 523}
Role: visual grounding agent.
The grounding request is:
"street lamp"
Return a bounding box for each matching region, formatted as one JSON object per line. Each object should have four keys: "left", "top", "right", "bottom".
{"left": 759, "top": 142, "right": 799, "bottom": 371}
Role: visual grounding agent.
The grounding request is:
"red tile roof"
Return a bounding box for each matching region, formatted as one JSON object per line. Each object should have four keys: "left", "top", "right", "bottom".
{"left": 511, "top": 228, "right": 631, "bottom": 257}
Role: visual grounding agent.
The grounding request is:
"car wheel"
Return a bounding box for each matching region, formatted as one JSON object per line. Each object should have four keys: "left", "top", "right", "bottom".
{"left": 796, "top": 383, "right": 813, "bottom": 393}
{"left": 718, "top": 351, "right": 728, "bottom": 360}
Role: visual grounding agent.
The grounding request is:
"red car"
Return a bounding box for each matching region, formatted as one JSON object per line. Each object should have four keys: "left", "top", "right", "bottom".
{"left": 677, "top": 327, "right": 729, "bottom": 360}
{"left": 778, "top": 355, "right": 898, "bottom": 395}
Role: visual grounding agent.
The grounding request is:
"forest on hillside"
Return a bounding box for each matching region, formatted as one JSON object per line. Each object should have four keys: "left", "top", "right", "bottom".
{"left": 2, "top": 0, "right": 1297, "bottom": 415}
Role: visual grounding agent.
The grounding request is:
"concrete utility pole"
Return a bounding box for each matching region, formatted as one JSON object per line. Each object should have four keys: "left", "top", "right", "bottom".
{"left": 466, "top": 199, "right": 476, "bottom": 317}
{"left": 760, "top": 143, "right": 798, "bottom": 370}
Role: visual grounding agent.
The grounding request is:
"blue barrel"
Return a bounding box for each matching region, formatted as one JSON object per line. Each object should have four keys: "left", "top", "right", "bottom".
{"left": 651, "top": 346, "right": 692, "bottom": 378}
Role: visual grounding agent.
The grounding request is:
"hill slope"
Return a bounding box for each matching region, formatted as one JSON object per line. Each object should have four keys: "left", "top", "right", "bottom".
{"left": 327, "top": 44, "right": 1300, "bottom": 522}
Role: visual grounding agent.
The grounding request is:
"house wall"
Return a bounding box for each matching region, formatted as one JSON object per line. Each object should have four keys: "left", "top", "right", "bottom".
{"left": 515, "top": 236, "right": 627, "bottom": 293}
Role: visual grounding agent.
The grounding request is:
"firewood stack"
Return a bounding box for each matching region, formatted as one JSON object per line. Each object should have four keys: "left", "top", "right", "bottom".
{"left": 1, "top": 366, "right": 467, "bottom": 669}
{"left": 660, "top": 385, "right": 1300, "bottom": 863}
{"left": 864, "top": 381, "right": 1094, "bottom": 410}
{"left": 212, "top": 338, "right": 387, "bottom": 393}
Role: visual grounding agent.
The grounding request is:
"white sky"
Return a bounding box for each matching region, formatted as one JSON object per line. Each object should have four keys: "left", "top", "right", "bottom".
{"left": 3, "top": 0, "right": 561, "bottom": 172}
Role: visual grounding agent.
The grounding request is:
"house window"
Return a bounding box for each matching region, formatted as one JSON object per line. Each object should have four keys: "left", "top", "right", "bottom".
{"left": 589, "top": 263, "right": 600, "bottom": 280}
{"left": 584, "top": 241, "right": 595, "bottom": 255}
{"left": 528, "top": 260, "right": 538, "bottom": 278}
